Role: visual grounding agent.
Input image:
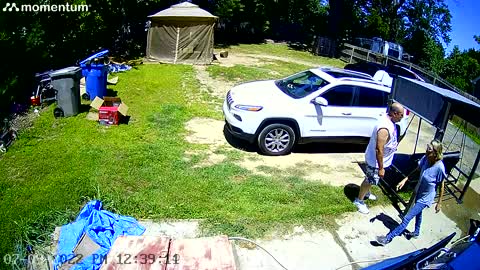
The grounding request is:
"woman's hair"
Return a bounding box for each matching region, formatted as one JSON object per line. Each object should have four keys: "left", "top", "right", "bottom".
{"left": 428, "top": 140, "right": 443, "bottom": 160}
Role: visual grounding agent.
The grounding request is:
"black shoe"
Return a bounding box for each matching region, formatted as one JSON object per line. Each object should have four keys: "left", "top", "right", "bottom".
{"left": 376, "top": 236, "right": 391, "bottom": 246}
{"left": 405, "top": 232, "right": 419, "bottom": 239}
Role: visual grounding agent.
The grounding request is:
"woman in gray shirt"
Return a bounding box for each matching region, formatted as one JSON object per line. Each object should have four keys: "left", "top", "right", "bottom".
{"left": 376, "top": 140, "right": 446, "bottom": 245}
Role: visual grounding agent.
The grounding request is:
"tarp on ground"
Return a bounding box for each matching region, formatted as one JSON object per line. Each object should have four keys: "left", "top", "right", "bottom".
{"left": 146, "top": 2, "right": 217, "bottom": 64}
{"left": 53, "top": 200, "right": 145, "bottom": 270}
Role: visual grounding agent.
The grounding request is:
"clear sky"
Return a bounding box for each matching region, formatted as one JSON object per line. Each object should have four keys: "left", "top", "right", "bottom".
{"left": 445, "top": 0, "right": 480, "bottom": 54}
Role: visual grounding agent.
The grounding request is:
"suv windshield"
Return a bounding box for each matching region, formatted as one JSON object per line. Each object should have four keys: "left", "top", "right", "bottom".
{"left": 275, "top": 71, "right": 329, "bottom": 99}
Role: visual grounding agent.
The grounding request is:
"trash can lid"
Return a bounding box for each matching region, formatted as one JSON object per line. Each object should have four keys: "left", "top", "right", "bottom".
{"left": 79, "top": 50, "right": 109, "bottom": 65}
{"left": 50, "top": 66, "right": 82, "bottom": 78}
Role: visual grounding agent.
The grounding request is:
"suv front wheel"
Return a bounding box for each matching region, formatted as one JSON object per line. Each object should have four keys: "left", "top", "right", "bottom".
{"left": 258, "top": 123, "right": 295, "bottom": 156}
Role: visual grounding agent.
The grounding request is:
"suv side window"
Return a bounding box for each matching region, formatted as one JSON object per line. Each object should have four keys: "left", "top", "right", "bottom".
{"left": 320, "top": 85, "right": 355, "bottom": 106}
{"left": 355, "top": 87, "right": 388, "bottom": 107}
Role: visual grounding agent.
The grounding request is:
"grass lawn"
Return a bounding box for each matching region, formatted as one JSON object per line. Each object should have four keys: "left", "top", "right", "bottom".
{"left": 225, "top": 43, "right": 346, "bottom": 68}
{"left": 207, "top": 60, "right": 312, "bottom": 83}
{"left": 0, "top": 44, "right": 382, "bottom": 268}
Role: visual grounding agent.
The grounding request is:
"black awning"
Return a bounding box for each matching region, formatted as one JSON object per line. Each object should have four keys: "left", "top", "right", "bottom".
{"left": 392, "top": 77, "right": 480, "bottom": 128}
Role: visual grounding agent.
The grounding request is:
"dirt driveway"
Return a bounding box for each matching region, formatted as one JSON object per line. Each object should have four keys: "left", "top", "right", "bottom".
{"left": 192, "top": 53, "right": 320, "bottom": 100}
{"left": 186, "top": 53, "right": 367, "bottom": 186}
{"left": 186, "top": 52, "right": 480, "bottom": 188}
{"left": 185, "top": 116, "right": 369, "bottom": 186}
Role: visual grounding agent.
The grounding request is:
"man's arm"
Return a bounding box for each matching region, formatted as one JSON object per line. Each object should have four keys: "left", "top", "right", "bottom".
{"left": 376, "top": 128, "right": 389, "bottom": 178}
{"left": 436, "top": 180, "right": 445, "bottom": 213}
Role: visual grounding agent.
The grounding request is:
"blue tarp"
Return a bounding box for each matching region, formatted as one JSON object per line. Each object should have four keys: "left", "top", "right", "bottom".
{"left": 108, "top": 63, "right": 132, "bottom": 73}
{"left": 53, "top": 200, "right": 145, "bottom": 270}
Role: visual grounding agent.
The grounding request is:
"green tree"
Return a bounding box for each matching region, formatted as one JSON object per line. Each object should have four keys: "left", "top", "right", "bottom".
{"left": 211, "top": 0, "right": 328, "bottom": 43}
{"left": 475, "top": 35, "right": 480, "bottom": 45}
{"left": 399, "top": 0, "right": 451, "bottom": 68}
{"left": 272, "top": 0, "right": 328, "bottom": 42}
{"left": 209, "top": 0, "right": 244, "bottom": 18}
{"left": 363, "top": 9, "right": 390, "bottom": 39}
{"left": 418, "top": 36, "right": 446, "bottom": 74}
{"left": 328, "top": 0, "right": 363, "bottom": 43}
{"left": 441, "top": 46, "right": 480, "bottom": 94}
{"left": 0, "top": 0, "right": 169, "bottom": 114}
{"left": 355, "top": 0, "right": 406, "bottom": 41}
{"left": 401, "top": 0, "right": 451, "bottom": 45}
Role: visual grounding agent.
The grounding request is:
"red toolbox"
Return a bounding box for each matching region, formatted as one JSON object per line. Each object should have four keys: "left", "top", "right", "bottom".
{"left": 98, "top": 106, "right": 119, "bottom": 125}
{"left": 91, "top": 96, "right": 128, "bottom": 126}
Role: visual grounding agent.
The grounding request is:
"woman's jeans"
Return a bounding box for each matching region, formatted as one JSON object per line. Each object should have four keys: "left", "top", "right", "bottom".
{"left": 386, "top": 202, "right": 428, "bottom": 241}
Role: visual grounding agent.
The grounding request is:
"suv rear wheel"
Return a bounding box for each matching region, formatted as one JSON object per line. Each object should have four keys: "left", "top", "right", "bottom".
{"left": 258, "top": 123, "right": 295, "bottom": 156}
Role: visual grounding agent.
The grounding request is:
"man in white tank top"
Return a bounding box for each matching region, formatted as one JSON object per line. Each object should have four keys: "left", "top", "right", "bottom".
{"left": 354, "top": 102, "right": 404, "bottom": 214}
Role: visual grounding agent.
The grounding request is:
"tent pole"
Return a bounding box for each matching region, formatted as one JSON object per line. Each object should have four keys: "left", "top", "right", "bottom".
{"left": 434, "top": 102, "right": 452, "bottom": 142}
{"left": 174, "top": 27, "right": 180, "bottom": 64}
{"left": 146, "top": 28, "right": 151, "bottom": 58}
{"left": 407, "top": 116, "right": 422, "bottom": 215}
{"left": 413, "top": 118, "right": 421, "bottom": 154}
{"left": 459, "top": 149, "right": 480, "bottom": 203}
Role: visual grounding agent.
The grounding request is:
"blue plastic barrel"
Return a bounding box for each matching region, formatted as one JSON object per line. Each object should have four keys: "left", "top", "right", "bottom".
{"left": 79, "top": 50, "right": 109, "bottom": 100}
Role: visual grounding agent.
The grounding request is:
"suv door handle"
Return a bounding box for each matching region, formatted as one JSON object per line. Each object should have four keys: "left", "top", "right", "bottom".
{"left": 342, "top": 112, "right": 352, "bottom": 115}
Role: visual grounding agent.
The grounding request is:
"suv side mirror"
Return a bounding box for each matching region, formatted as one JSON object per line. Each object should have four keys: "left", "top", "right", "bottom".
{"left": 312, "top": 97, "right": 328, "bottom": 106}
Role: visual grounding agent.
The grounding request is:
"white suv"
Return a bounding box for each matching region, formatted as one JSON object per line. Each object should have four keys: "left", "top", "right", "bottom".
{"left": 223, "top": 67, "right": 409, "bottom": 156}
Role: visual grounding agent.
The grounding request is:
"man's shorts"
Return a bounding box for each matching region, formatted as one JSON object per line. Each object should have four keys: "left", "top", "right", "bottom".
{"left": 365, "top": 165, "right": 380, "bottom": 185}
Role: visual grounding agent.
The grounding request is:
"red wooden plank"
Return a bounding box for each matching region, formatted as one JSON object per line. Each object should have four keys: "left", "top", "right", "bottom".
{"left": 100, "top": 236, "right": 171, "bottom": 270}
{"left": 166, "top": 235, "right": 236, "bottom": 270}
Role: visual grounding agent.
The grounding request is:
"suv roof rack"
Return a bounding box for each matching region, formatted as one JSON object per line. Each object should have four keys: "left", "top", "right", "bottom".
{"left": 319, "top": 66, "right": 368, "bottom": 74}
{"left": 316, "top": 67, "right": 373, "bottom": 79}
{"left": 337, "top": 77, "right": 385, "bottom": 86}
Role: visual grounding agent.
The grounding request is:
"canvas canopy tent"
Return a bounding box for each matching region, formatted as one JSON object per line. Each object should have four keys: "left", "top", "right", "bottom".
{"left": 146, "top": 2, "right": 217, "bottom": 64}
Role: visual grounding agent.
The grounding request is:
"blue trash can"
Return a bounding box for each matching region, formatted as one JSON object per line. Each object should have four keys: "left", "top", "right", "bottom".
{"left": 79, "top": 50, "right": 109, "bottom": 100}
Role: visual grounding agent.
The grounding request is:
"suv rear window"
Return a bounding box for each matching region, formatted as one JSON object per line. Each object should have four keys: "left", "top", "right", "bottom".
{"left": 355, "top": 87, "right": 389, "bottom": 107}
